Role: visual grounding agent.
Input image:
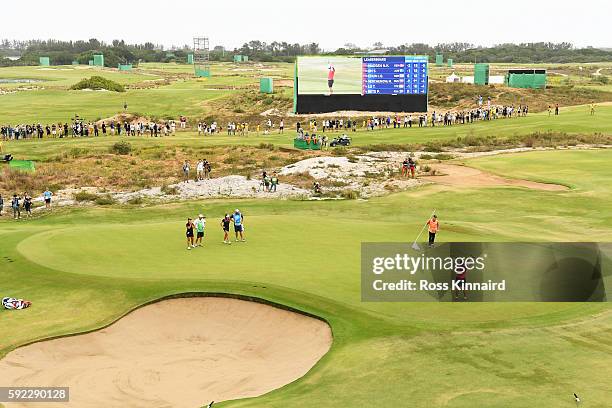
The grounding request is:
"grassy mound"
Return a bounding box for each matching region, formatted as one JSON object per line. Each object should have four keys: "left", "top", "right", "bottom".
{"left": 70, "top": 76, "right": 125, "bottom": 92}
{"left": 429, "top": 82, "right": 612, "bottom": 112}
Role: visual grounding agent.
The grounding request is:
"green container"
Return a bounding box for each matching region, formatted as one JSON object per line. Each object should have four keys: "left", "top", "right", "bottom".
{"left": 243, "top": 55, "right": 249, "bottom": 62}
{"left": 233, "top": 55, "right": 243, "bottom": 63}
{"left": 39, "top": 56, "right": 50, "bottom": 66}
{"left": 195, "top": 68, "right": 211, "bottom": 78}
{"left": 93, "top": 54, "right": 104, "bottom": 67}
{"left": 9, "top": 160, "right": 35, "bottom": 172}
{"left": 187, "top": 53, "right": 194, "bottom": 64}
{"left": 118, "top": 64, "right": 132, "bottom": 71}
{"left": 474, "top": 63, "right": 490, "bottom": 85}
{"left": 435, "top": 54, "right": 443, "bottom": 66}
{"left": 447, "top": 58, "right": 453, "bottom": 68}
{"left": 293, "top": 138, "right": 321, "bottom": 150}
{"left": 260, "top": 77, "right": 274, "bottom": 94}
{"left": 506, "top": 70, "right": 546, "bottom": 89}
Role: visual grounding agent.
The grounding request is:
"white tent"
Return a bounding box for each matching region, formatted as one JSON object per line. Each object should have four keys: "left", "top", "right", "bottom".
{"left": 446, "top": 72, "right": 461, "bottom": 83}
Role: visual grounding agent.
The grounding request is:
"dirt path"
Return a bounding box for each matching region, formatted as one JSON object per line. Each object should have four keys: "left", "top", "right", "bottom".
{"left": 421, "top": 164, "right": 568, "bottom": 191}
{"left": 0, "top": 297, "right": 332, "bottom": 408}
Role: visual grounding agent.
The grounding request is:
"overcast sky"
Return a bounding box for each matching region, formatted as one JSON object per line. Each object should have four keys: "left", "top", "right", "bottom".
{"left": 3, "top": 0, "right": 611, "bottom": 50}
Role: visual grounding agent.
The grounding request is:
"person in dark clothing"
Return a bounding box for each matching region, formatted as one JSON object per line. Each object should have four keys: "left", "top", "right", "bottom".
{"left": 185, "top": 218, "right": 195, "bottom": 250}
{"left": 221, "top": 214, "right": 232, "bottom": 244}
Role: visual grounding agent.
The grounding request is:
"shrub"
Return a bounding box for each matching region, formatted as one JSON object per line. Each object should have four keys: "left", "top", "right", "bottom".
{"left": 127, "top": 196, "right": 144, "bottom": 205}
{"left": 328, "top": 180, "right": 348, "bottom": 187}
{"left": 70, "top": 76, "right": 126, "bottom": 92}
{"left": 423, "top": 143, "right": 444, "bottom": 152}
{"left": 258, "top": 142, "right": 275, "bottom": 150}
{"left": 95, "top": 194, "right": 116, "bottom": 205}
{"left": 110, "top": 141, "right": 132, "bottom": 155}
{"left": 161, "top": 185, "right": 179, "bottom": 195}
{"left": 74, "top": 191, "right": 98, "bottom": 202}
{"left": 331, "top": 147, "right": 347, "bottom": 156}
{"left": 341, "top": 189, "right": 359, "bottom": 200}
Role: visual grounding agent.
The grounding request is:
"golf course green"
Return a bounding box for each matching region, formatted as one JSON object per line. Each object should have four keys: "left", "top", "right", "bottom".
{"left": 2, "top": 148, "right": 611, "bottom": 407}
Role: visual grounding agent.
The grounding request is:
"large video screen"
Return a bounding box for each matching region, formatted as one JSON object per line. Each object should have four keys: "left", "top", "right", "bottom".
{"left": 295, "top": 56, "right": 428, "bottom": 113}
{"left": 297, "top": 56, "right": 428, "bottom": 95}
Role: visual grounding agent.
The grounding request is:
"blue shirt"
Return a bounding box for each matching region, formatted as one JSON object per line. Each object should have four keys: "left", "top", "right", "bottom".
{"left": 43, "top": 191, "right": 52, "bottom": 199}
{"left": 233, "top": 213, "right": 242, "bottom": 226}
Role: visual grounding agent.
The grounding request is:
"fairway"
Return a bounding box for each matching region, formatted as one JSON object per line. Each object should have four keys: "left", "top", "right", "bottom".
{"left": 2, "top": 149, "right": 612, "bottom": 407}
{"left": 0, "top": 62, "right": 293, "bottom": 123}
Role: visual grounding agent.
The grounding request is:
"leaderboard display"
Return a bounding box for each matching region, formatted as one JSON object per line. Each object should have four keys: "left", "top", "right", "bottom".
{"left": 362, "top": 56, "right": 428, "bottom": 95}
{"left": 296, "top": 56, "right": 429, "bottom": 113}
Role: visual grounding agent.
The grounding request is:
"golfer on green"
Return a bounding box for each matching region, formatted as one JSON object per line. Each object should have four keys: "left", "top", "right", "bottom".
{"left": 194, "top": 214, "right": 206, "bottom": 247}
{"left": 232, "top": 209, "right": 245, "bottom": 242}
{"left": 427, "top": 215, "right": 439, "bottom": 247}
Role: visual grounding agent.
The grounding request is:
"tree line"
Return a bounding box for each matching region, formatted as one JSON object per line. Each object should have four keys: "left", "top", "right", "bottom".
{"left": 1, "top": 39, "right": 611, "bottom": 66}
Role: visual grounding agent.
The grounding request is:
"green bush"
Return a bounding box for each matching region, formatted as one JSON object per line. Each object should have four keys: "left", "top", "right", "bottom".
{"left": 74, "top": 191, "right": 98, "bottom": 202}
{"left": 423, "top": 142, "right": 444, "bottom": 152}
{"left": 95, "top": 194, "right": 116, "bottom": 205}
{"left": 258, "top": 142, "right": 275, "bottom": 150}
{"left": 110, "top": 141, "right": 132, "bottom": 155}
{"left": 70, "top": 76, "right": 125, "bottom": 92}
{"left": 161, "top": 185, "right": 179, "bottom": 195}
{"left": 341, "top": 189, "right": 359, "bottom": 200}
{"left": 331, "top": 147, "right": 347, "bottom": 156}
{"left": 127, "top": 196, "right": 144, "bottom": 205}
{"left": 433, "top": 153, "right": 454, "bottom": 160}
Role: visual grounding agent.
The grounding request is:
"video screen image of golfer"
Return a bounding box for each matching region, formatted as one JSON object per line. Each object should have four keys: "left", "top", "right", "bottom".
{"left": 297, "top": 56, "right": 362, "bottom": 95}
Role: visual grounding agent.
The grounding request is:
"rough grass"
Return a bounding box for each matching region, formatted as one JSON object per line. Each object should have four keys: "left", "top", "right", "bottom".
{"left": 428, "top": 82, "right": 612, "bottom": 112}
{"left": 0, "top": 145, "right": 318, "bottom": 193}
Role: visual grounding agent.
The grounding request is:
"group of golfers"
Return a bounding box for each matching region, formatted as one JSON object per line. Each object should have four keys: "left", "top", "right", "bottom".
{"left": 184, "top": 209, "right": 245, "bottom": 250}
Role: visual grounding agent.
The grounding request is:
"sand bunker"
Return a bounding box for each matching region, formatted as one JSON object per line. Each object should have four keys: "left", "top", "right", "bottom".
{"left": 422, "top": 164, "right": 568, "bottom": 191}
{"left": 1, "top": 297, "right": 332, "bottom": 408}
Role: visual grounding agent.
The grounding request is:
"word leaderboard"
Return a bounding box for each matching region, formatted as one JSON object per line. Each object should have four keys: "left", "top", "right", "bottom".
{"left": 362, "top": 56, "right": 428, "bottom": 95}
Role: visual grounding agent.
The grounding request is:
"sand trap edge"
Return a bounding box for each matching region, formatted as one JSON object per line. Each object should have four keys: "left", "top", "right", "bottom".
{"left": 2, "top": 291, "right": 334, "bottom": 358}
